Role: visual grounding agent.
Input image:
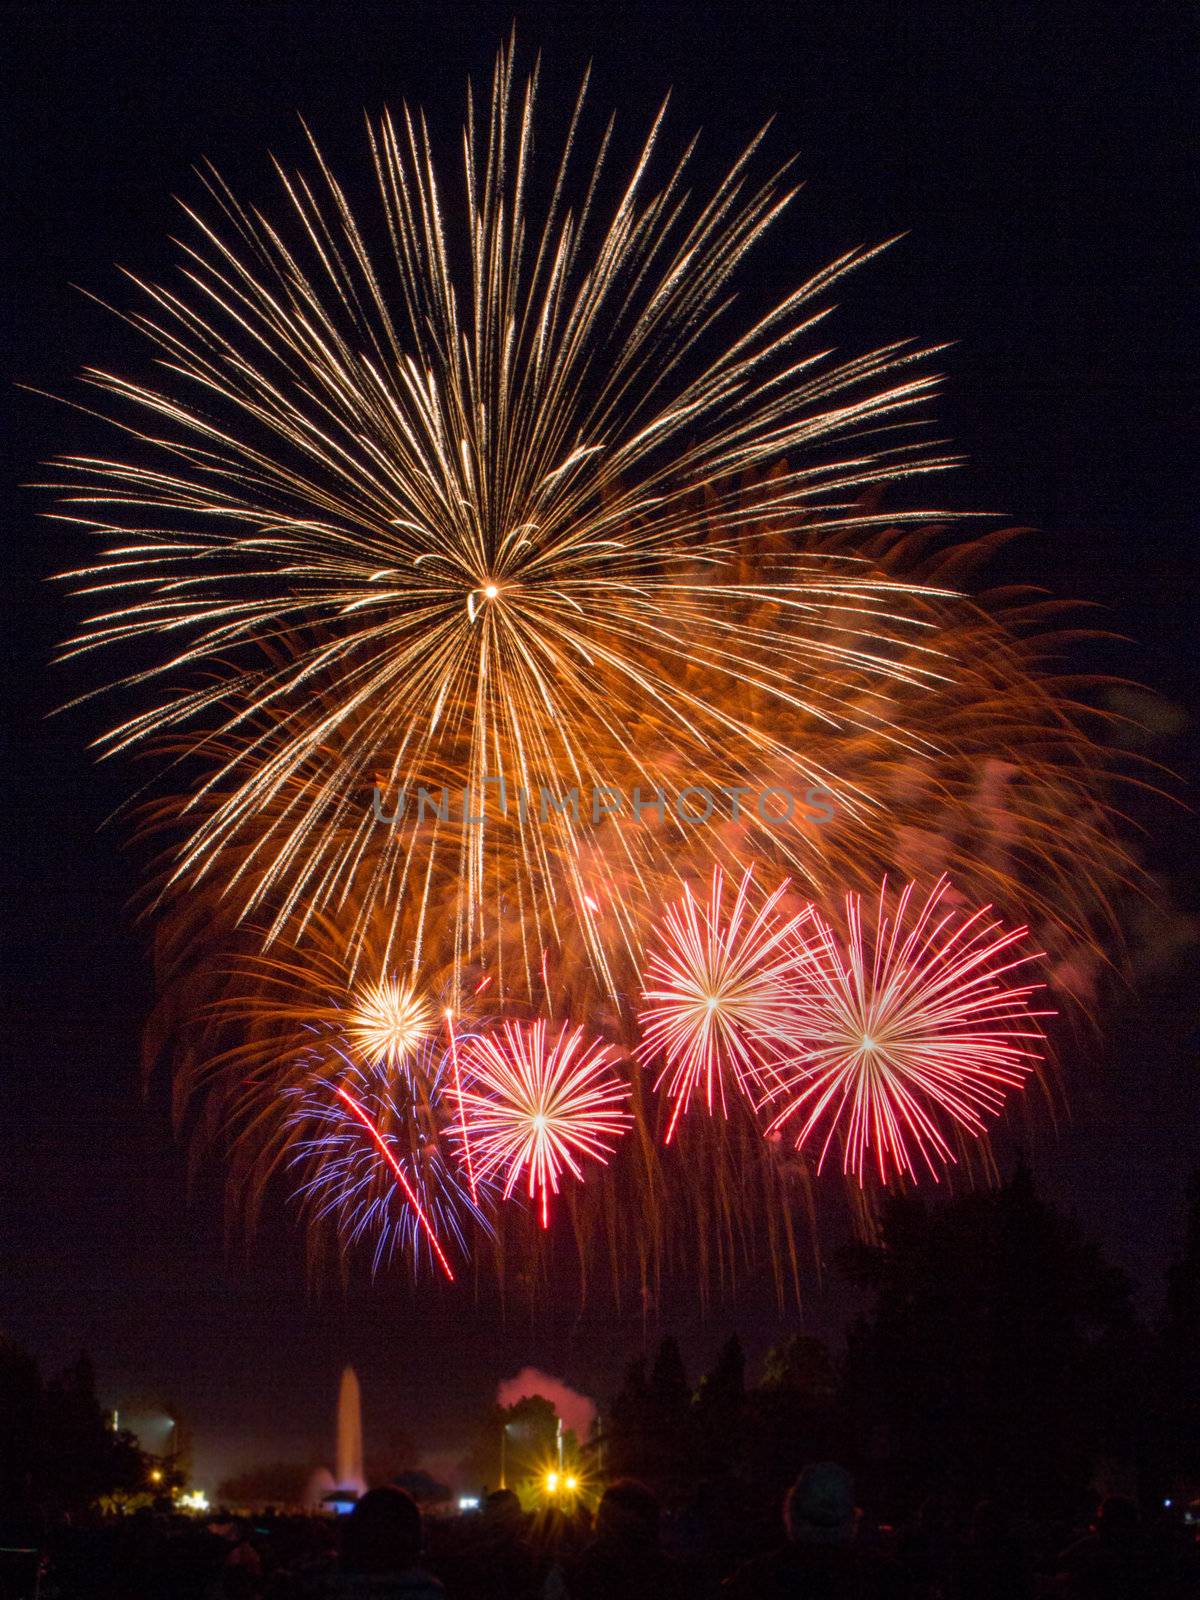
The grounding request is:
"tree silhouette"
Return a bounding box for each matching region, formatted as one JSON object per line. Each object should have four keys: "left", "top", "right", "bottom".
{"left": 758, "top": 1334, "right": 837, "bottom": 1402}
{"left": 694, "top": 1335, "right": 747, "bottom": 1473}
{"left": 463, "top": 1393, "right": 557, "bottom": 1491}
{"left": 0, "top": 1332, "right": 40, "bottom": 1510}
{"left": 600, "top": 1355, "right": 650, "bottom": 1480}
{"left": 649, "top": 1336, "right": 691, "bottom": 1429}
{"left": 745, "top": 1335, "right": 846, "bottom": 1502}
{"left": 602, "top": 1338, "right": 696, "bottom": 1496}
{"left": 839, "top": 1167, "right": 1141, "bottom": 1515}
{"left": 217, "top": 1460, "right": 313, "bottom": 1508}
{"left": 42, "top": 1352, "right": 145, "bottom": 1510}
{"left": 1151, "top": 1165, "right": 1200, "bottom": 1492}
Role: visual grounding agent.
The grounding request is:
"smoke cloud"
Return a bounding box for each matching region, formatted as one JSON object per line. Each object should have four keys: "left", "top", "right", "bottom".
{"left": 495, "top": 1367, "right": 597, "bottom": 1441}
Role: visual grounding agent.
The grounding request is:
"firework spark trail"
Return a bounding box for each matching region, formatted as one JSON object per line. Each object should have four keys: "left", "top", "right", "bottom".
{"left": 639, "top": 865, "right": 810, "bottom": 1140}
{"left": 444, "top": 1008, "right": 478, "bottom": 1203}
{"left": 764, "top": 875, "right": 1053, "bottom": 1184}
{"left": 452, "top": 1019, "right": 632, "bottom": 1227}
{"left": 332, "top": 1083, "right": 456, "bottom": 1280}
{"left": 136, "top": 509, "right": 1130, "bottom": 1282}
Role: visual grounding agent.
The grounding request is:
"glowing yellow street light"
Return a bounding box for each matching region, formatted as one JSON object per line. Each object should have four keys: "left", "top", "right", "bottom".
{"left": 543, "top": 1468, "right": 581, "bottom": 1500}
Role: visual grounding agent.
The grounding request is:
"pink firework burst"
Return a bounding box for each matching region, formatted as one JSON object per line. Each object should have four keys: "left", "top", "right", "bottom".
{"left": 638, "top": 866, "right": 808, "bottom": 1140}
{"left": 765, "top": 875, "right": 1052, "bottom": 1185}
{"left": 451, "top": 1020, "right": 631, "bottom": 1226}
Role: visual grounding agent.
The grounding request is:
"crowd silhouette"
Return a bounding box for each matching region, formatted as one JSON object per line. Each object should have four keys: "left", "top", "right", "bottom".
{"left": 6, "top": 1471, "right": 1197, "bottom": 1599}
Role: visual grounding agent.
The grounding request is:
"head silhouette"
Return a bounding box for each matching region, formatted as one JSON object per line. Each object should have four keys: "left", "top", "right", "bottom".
{"left": 341, "top": 1485, "right": 422, "bottom": 1573}
{"left": 1096, "top": 1495, "right": 1140, "bottom": 1543}
{"left": 484, "top": 1487, "right": 525, "bottom": 1531}
{"left": 784, "top": 1463, "right": 855, "bottom": 1547}
{"left": 595, "top": 1478, "right": 661, "bottom": 1549}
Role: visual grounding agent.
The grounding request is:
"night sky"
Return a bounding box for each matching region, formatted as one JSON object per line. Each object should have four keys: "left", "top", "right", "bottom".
{"left": 3, "top": 1, "right": 1197, "bottom": 1491}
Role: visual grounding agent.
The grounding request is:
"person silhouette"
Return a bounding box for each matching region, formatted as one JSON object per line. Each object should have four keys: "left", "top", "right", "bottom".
{"left": 326, "top": 1486, "right": 445, "bottom": 1599}
{"left": 562, "top": 1479, "right": 687, "bottom": 1600}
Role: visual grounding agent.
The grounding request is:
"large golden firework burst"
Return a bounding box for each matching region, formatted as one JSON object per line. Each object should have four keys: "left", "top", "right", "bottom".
{"left": 53, "top": 43, "right": 1138, "bottom": 1294}
{"left": 51, "top": 41, "right": 962, "bottom": 993}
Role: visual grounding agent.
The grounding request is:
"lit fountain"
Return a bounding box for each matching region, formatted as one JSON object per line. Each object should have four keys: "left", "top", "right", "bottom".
{"left": 335, "top": 1365, "right": 366, "bottom": 1500}
{"left": 306, "top": 1365, "right": 367, "bottom": 1512}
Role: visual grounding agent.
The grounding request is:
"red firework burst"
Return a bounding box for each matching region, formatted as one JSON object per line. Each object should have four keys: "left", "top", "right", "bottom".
{"left": 765, "top": 876, "right": 1052, "bottom": 1184}
{"left": 451, "top": 1020, "right": 632, "bottom": 1227}
{"left": 638, "top": 866, "right": 809, "bottom": 1140}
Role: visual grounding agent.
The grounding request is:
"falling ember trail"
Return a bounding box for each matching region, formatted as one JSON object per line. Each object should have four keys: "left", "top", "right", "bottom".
{"left": 445, "top": 1010, "right": 478, "bottom": 1204}
{"left": 333, "top": 1085, "right": 455, "bottom": 1281}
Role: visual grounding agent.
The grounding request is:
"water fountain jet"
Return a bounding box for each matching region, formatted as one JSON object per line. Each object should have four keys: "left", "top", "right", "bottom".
{"left": 312, "top": 1364, "right": 367, "bottom": 1513}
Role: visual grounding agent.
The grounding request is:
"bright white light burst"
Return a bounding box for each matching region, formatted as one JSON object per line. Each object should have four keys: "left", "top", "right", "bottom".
{"left": 347, "top": 977, "right": 433, "bottom": 1070}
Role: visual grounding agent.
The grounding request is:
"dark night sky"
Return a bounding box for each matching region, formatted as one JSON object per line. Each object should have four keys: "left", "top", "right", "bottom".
{"left": 2, "top": 2, "right": 1197, "bottom": 1490}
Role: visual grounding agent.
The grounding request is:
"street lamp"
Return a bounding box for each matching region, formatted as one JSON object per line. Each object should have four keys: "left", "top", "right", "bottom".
{"left": 499, "top": 1422, "right": 515, "bottom": 1490}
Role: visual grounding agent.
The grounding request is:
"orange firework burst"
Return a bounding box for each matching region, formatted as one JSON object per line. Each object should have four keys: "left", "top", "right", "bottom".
{"left": 764, "top": 875, "right": 1053, "bottom": 1185}
{"left": 638, "top": 866, "right": 809, "bottom": 1139}
{"left": 451, "top": 1020, "right": 632, "bottom": 1227}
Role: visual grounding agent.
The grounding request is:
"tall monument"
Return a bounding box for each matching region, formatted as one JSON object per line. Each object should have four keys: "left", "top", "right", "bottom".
{"left": 334, "top": 1365, "right": 366, "bottom": 1501}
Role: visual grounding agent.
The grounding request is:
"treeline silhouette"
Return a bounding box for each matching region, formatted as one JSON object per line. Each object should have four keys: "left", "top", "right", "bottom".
{"left": 600, "top": 1166, "right": 1198, "bottom": 1524}
{"left": 0, "top": 1349, "right": 146, "bottom": 1515}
